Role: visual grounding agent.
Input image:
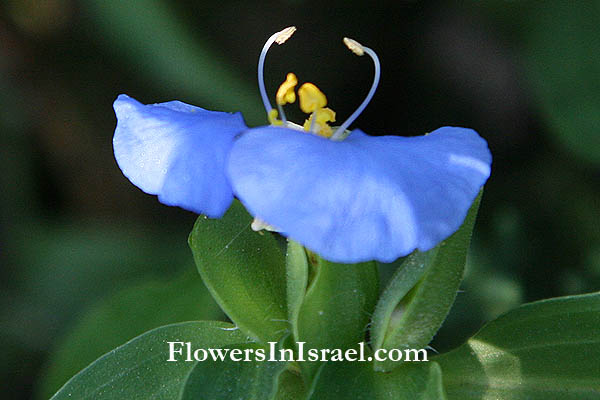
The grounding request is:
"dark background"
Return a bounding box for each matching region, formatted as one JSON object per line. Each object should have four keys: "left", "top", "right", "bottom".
{"left": 2, "top": 1, "right": 599, "bottom": 398}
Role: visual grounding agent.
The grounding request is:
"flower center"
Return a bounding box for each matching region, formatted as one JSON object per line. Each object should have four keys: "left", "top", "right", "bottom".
{"left": 270, "top": 74, "right": 337, "bottom": 138}
{"left": 258, "top": 27, "right": 381, "bottom": 141}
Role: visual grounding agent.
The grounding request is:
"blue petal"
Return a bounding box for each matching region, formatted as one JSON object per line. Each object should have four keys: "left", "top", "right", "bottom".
{"left": 227, "top": 126, "right": 491, "bottom": 263}
{"left": 113, "top": 94, "right": 247, "bottom": 217}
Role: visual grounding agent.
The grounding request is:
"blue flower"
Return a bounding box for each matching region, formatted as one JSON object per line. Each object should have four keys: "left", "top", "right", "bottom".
{"left": 113, "top": 27, "right": 491, "bottom": 263}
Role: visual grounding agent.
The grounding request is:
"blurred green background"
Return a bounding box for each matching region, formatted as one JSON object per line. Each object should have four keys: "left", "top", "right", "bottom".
{"left": 1, "top": 1, "right": 599, "bottom": 398}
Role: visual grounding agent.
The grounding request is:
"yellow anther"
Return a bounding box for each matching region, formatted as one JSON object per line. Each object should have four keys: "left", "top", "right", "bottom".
{"left": 316, "top": 107, "right": 336, "bottom": 124}
{"left": 276, "top": 73, "right": 298, "bottom": 106}
{"left": 268, "top": 108, "right": 283, "bottom": 126}
{"left": 303, "top": 107, "right": 336, "bottom": 137}
{"left": 298, "top": 83, "right": 327, "bottom": 113}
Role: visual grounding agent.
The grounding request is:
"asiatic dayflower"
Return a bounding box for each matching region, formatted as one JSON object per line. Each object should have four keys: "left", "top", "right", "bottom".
{"left": 113, "top": 27, "right": 491, "bottom": 263}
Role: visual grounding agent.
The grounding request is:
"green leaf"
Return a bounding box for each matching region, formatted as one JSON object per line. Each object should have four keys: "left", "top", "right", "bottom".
{"left": 371, "top": 251, "right": 432, "bottom": 346}
{"left": 296, "top": 254, "right": 379, "bottom": 380}
{"left": 309, "top": 360, "right": 446, "bottom": 399}
{"left": 274, "top": 369, "right": 307, "bottom": 400}
{"left": 50, "top": 321, "right": 248, "bottom": 399}
{"left": 180, "top": 343, "right": 288, "bottom": 400}
{"left": 189, "top": 200, "right": 288, "bottom": 343}
{"left": 371, "top": 192, "right": 482, "bottom": 371}
{"left": 38, "top": 270, "right": 223, "bottom": 399}
{"left": 436, "top": 292, "right": 600, "bottom": 399}
{"left": 285, "top": 240, "right": 309, "bottom": 341}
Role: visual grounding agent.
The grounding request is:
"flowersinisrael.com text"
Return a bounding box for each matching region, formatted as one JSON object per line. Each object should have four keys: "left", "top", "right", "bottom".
{"left": 167, "top": 342, "right": 428, "bottom": 363}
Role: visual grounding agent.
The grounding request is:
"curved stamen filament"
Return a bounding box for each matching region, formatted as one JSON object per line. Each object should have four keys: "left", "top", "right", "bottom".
{"left": 258, "top": 26, "right": 296, "bottom": 116}
{"left": 331, "top": 37, "right": 381, "bottom": 140}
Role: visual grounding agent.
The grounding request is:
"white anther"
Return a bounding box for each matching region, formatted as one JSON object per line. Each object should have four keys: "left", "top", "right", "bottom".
{"left": 343, "top": 37, "right": 364, "bottom": 56}
{"left": 275, "top": 26, "right": 297, "bottom": 44}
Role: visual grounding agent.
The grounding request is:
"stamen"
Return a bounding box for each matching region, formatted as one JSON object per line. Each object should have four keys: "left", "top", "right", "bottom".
{"left": 258, "top": 27, "right": 297, "bottom": 115}
{"left": 303, "top": 107, "right": 336, "bottom": 137}
{"left": 343, "top": 37, "right": 364, "bottom": 56}
{"left": 309, "top": 109, "right": 317, "bottom": 133}
{"left": 277, "top": 103, "right": 288, "bottom": 124}
{"left": 275, "top": 72, "right": 298, "bottom": 124}
{"left": 298, "top": 83, "right": 327, "bottom": 113}
{"left": 268, "top": 109, "right": 283, "bottom": 126}
{"left": 331, "top": 37, "right": 381, "bottom": 140}
{"left": 276, "top": 73, "right": 298, "bottom": 105}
